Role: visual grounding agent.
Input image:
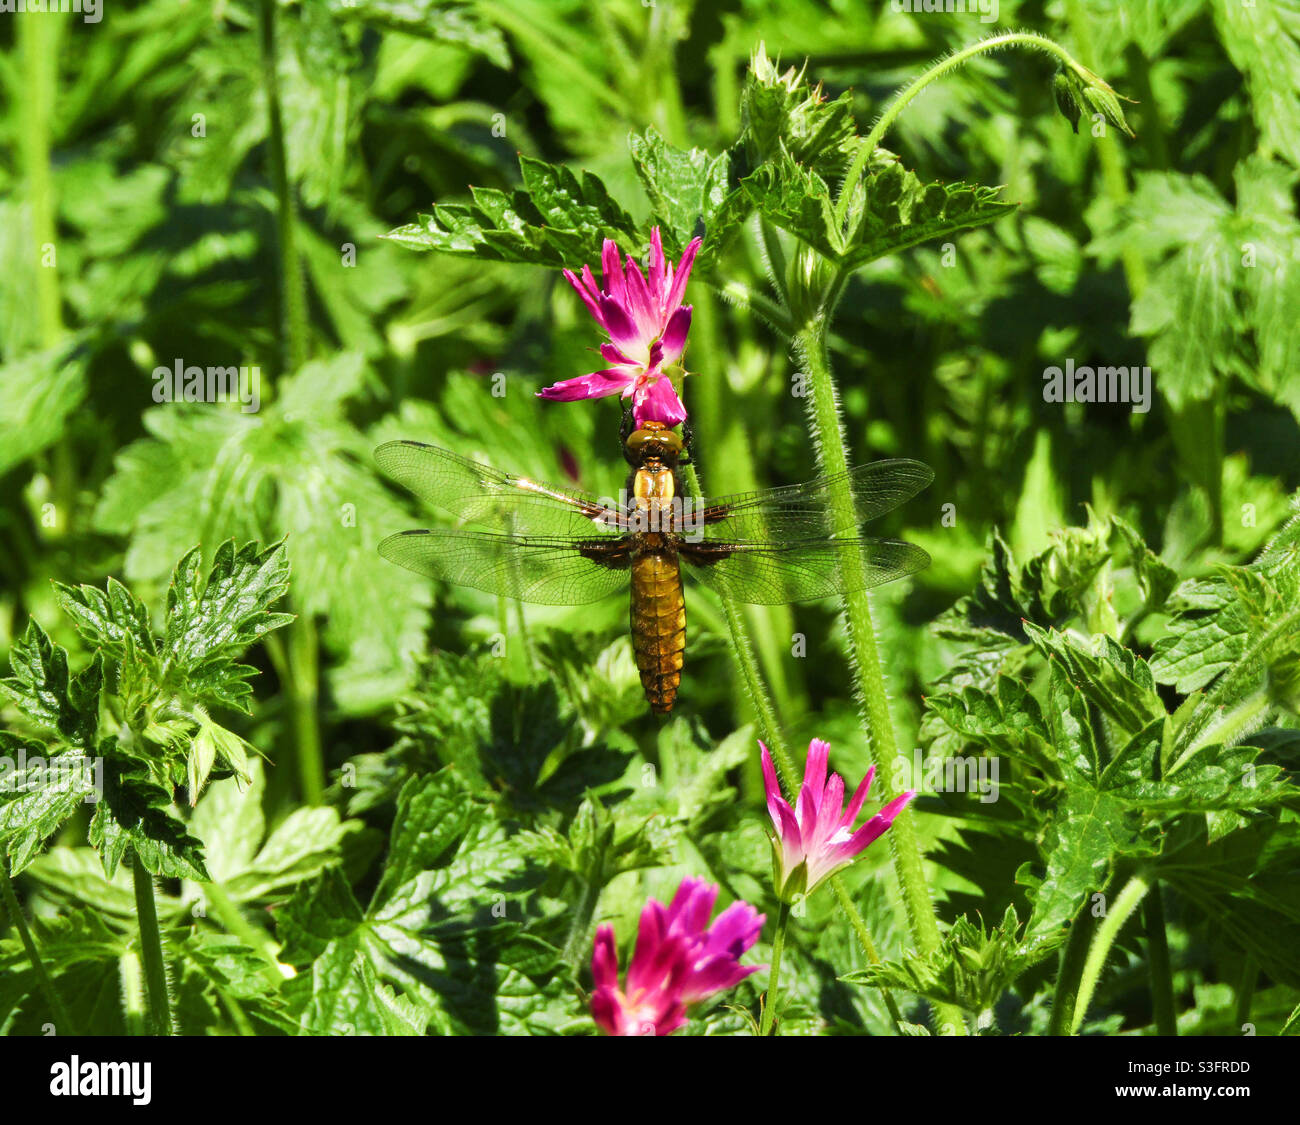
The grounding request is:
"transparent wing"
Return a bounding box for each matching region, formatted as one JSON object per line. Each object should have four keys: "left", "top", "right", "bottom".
{"left": 680, "top": 537, "right": 931, "bottom": 605}
{"left": 379, "top": 529, "right": 630, "bottom": 606}
{"left": 375, "top": 440, "right": 627, "bottom": 539}
{"left": 696, "top": 459, "right": 934, "bottom": 542}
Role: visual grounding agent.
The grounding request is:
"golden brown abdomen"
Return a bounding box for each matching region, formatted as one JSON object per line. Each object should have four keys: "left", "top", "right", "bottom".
{"left": 630, "top": 548, "right": 685, "bottom": 714}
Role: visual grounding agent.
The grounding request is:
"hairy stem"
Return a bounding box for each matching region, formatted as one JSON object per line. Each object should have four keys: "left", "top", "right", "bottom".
{"left": 1070, "top": 871, "right": 1151, "bottom": 1035}
{"left": 1, "top": 861, "right": 76, "bottom": 1034}
{"left": 132, "top": 853, "right": 174, "bottom": 1036}
{"left": 795, "top": 316, "right": 963, "bottom": 1035}
{"left": 1048, "top": 898, "right": 1098, "bottom": 1035}
{"left": 760, "top": 900, "right": 791, "bottom": 1035}
{"left": 682, "top": 462, "right": 896, "bottom": 1028}
{"left": 119, "top": 951, "right": 147, "bottom": 1037}
{"left": 835, "top": 31, "right": 1104, "bottom": 229}
{"left": 829, "top": 878, "right": 905, "bottom": 1030}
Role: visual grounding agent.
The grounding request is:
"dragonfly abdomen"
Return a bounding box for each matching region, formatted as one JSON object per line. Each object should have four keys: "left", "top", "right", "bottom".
{"left": 630, "top": 544, "right": 685, "bottom": 715}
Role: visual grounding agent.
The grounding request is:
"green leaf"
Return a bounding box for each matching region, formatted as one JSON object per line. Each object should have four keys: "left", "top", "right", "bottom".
{"left": 0, "top": 622, "right": 101, "bottom": 751}
{"left": 325, "top": 0, "right": 510, "bottom": 69}
{"left": 841, "top": 163, "right": 1018, "bottom": 272}
{"left": 53, "top": 577, "right": 157, "bottom": 661}
{"left": 842, "top": 906, "right": 1062, "bottom": 1015}
{"left": 89, "top": 753, "right": 209, "bottom": 882}
{"left": 741, "top": 151, "right": 842, "bottom": 260}
{"left": 163, "top": 539, "right": 293, "bottom": 712}
{"left": 628, "top": 126, "right": 744, "bottom": 253}
{"left": 0, "top": 735, "right": 101, "bottom": 875}
{"left": 1024, "top": 624, "right": 1165, "bottom": 738}
{"left": 386, "top": 154, "right": 640, "bottom": 269}
{"left": 1214, "top": 0, "right": 1300, "bottom": 167}
{"left": 1150, "top": 522, "right": 1300, "bottom": 697}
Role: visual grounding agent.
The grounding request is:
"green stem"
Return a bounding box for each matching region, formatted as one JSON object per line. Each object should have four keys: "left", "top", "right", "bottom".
{"left": 20, "top": 14, "right": 63, "bottom": 346}
{"left": 1048, "top": 898, "right": 1098, "bottom": 1035}
{"left": 682, "top": 461, "right": 905, "bottom": 1033}
{"left": 760, "top": 901, "right": 791, "bottom": 1035}
{"left": 1234, "top": 955, "right": 1257, "bottom": 1032}
{"left": 1144, "top": 881, "right": 1177, "bottom": 1035}
{"left": 1070, "top": 871, "right": 1151, "bottom": 1035}
{"left": 0, "top": 862, "right": 76, "bottom": 1034}
{"left": 829, "top": 877, "right": 905, "bottom": 1030}
{"left": 795, "top": 317, "right": 964, "bottom": 1035}
{"left": 203, "top": 880, "right": 291, "bottom": 990}
{"left": 132, "top": 853, "right": 174, "bottom": 1036}
{"left": 267, "top": 622, "right": 325, "bottom": 807}
{"left": 1064, "top": 0, "right": 1146, "bottom": 297}
{"left": 257, "top": 0, "right": 308, "bottom": 374}
{"left": 118, "top": 952, "right": 147, "bottom": 1037}
{"left": 835, "top": 31, "right": 1106, "bottom": 230}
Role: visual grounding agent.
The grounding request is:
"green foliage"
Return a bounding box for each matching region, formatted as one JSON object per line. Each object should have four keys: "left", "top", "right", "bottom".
{"left": 0, "top": 541, "right": 292, "bottom": 877}
{"left": 3, "top": 0, "right": 1298, "bottom": 1039}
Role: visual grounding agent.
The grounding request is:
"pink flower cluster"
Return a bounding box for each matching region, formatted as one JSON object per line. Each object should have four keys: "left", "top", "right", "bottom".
{"left": 538, "top": 228, "right": 700, "bottom": 428}
{"left": 761, "top": 738, "right": 915, "bottom": 902}
{"left": 590, "top": 876, "right": 763, "bottom": 1036}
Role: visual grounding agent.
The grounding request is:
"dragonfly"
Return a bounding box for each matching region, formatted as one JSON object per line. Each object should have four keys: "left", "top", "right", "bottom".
{"left": 375, "top": 422, "right": 933, "bottom": 715}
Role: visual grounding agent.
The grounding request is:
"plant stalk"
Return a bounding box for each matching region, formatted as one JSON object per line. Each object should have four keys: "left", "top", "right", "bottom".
{"left": 1, "top": 861, "right": 76, "bottom": 1034}
{"left": 835, "top": 31, "right": 1110, "bottom": 230}
{"left": 760, "top": 900, "right": 790, "bottom": 1035}
{"left": 132, "top": 853, "right": 174, "bottom": 1036}
{"left": 1144, "top": 881, "right": 1177, "bottom": 1035}
{"left": 794, "top": 316, "right": 963, "bottom": 1034}
{"left": 1069, "top": 871, "right": 1151, "bottom": 1035}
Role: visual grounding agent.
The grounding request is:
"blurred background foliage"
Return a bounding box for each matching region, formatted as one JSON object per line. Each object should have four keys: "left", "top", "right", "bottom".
{"left": 1, "top": 0, "right": 1298, "bottom": 1035}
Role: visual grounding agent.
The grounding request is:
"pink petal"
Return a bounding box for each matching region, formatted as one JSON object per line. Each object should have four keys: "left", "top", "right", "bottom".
{"left": 704, "top": 901, "right": 764, "bottom": 957}
{"left": 632, "top": 372, "right": 687, "bottom": 427}
{"left": 664, "top": 237, "right": 702, "bottom": 312}
{"left": 841, "top": 790, "right": 916, "bottom": 857}
{"left": 648, "top": 227, "right": 666, "bottom": 300}
{"left": 591, "top": 925, "right": 620, "bottom": 991}
{"left": 759, "top": 743, "right": 789, "bottom": 831}
{"left": 563, "top": 266, "right": 603, "bottom": 325}
{"left": 668, "top": 877, "right": 716, "bottom": 935}
{"left": 624, "top": 260, "right": 661, "bottom": 340}
{"left": 589, "top": 988, "right": 620, "bottom": 1035}
{"left": 599, "top": 342, "right": 637, "bottom": 367}
{"left": 660, "top": 305, "right": 692, "bottom": 364}
{"left": 841, "top": 764, "right": 876, "bottom": 831}
{"left": 536, "top": 369, "right": 633, "bottom": 402}
{"left": 797, "top": 739, "right": 830, "bottom": 824}
{"left": 601, "top": 239, "right": 625, "bottom": 304}
{"left": 597, "top": 294, "right": 643, "bottom": 353}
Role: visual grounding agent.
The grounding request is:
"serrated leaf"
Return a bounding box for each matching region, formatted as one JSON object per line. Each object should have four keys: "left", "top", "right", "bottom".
{"left": 0, "top": 623, "right": 101, "bottom": 751}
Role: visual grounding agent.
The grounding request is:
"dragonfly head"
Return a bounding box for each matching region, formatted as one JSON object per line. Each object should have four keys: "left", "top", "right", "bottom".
{"left": 626, "top": 421, "right": 683, "bottom": 466}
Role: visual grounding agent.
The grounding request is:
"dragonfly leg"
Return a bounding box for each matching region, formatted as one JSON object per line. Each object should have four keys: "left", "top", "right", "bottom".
{"left": 620, "top": 404, "right": 638, "bottom": 465}
{"left": 680, "top": 415, "right": 696, "bottom": 466}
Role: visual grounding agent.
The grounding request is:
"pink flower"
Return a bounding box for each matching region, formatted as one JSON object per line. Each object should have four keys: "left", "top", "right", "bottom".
{"left": 589, "top": 876, "right": 764, "bottom": 1036}
{"left": 538, "top": 228, "right": 701, "bottom": 427}
{"left": 761, "top": 738, "right": 916, "bottom": 902}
